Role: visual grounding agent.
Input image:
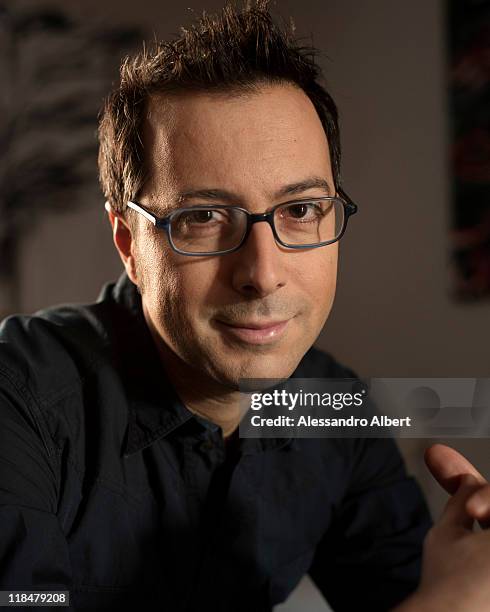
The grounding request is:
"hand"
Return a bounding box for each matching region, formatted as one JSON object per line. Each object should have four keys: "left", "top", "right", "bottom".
{"left": 425, "top": 443, "right": 490, "bottom": 528}
{"left": 395, "top": 474, "right": 490, "bottom": 612}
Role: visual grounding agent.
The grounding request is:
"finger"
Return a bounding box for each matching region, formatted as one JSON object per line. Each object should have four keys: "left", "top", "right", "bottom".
{"left": 439, "top": 473, "right": 481, "bottom": 531}
{"left": 424, "top": 443, "right": 486, "bottom": 495}
{"left": 466, "top": 484, "right": 490, "bottom": 529}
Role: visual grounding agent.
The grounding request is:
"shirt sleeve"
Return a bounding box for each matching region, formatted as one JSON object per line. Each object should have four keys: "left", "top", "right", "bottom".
{"left": 0, "top": 376, "right": 74, "bottom": 602}
{"left": 308, "top": 436, "right": 432, "bottom": 611}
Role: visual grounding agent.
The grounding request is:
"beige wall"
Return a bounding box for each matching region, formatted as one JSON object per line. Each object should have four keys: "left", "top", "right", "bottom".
{"left": 14, "top": 1, "right": 490, "bottom": 609}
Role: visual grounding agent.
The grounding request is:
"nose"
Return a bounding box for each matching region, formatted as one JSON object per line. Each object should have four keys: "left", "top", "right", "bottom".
{"left": 230, "top": 218, "right": 287, "bottom": 298}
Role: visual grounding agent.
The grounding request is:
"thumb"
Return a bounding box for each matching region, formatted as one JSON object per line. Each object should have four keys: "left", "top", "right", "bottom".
{"left": 425, "top": 443, "right": 486, "bottom": 495}
{"left": 439, "top": 473, "right": 481, "bottom": 531}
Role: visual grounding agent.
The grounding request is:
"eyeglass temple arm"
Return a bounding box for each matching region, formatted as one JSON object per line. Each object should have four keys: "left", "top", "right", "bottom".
{"left": 105, "top": 200, "right": 163, "bottom": 226}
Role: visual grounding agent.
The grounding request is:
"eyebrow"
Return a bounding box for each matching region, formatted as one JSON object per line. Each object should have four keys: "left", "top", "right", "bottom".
{"left": 175, "top": 176, "right": 333, "bottom": 206}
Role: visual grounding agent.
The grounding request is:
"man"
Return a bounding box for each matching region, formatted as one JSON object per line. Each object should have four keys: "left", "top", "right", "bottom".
{"left": 1, "top": 2, "right": 489, "bottom": 610}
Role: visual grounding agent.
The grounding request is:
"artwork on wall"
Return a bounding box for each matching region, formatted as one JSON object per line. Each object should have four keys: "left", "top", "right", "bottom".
{"left": 0, "top": 3, "right": 144, "bottom": 316}
{"left": 449, "top": 0, "right": 490, "bottom": 300}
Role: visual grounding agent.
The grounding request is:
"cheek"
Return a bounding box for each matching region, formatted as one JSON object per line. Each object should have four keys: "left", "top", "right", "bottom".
{"left": 136, "top": 234, "right": 179, "bottom": 306}
{"left": 297, "top": 248, "right": 338, "bottom": 330}
{"left": 299, "top": 247, "right": 338, "bottom": 297}
{"left": 154, "top": 256, "right": 222, "bottom": 320}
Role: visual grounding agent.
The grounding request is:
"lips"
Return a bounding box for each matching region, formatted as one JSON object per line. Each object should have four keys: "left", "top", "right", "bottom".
{"left": 215, "top": 318, "right": 290, "bottom": 345}
{"left": 223, "top": 319, "right": 287, "bottom": 330}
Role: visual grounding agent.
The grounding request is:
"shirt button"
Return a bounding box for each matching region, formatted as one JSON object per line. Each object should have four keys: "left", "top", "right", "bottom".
{"left": 199, "top": 439, "right": 214, "bottom": 452}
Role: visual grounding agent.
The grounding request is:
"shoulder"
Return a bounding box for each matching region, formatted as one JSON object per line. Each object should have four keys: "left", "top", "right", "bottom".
{"left": 0, "top": 298, "right": 115, "bottom": 405}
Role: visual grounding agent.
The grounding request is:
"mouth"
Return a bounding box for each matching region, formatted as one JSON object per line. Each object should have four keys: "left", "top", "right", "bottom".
{"left": 215, "top": 318, "right": 291, "bottom": 345}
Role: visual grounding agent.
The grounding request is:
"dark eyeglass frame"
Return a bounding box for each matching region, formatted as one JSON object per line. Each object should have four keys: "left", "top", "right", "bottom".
{"left": 106, "top": 192, "right": 358, "bottom": 257}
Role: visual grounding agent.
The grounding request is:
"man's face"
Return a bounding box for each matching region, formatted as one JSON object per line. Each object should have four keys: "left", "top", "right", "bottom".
{"left": 127, "top": 83, "right": 338, "bottom": 389}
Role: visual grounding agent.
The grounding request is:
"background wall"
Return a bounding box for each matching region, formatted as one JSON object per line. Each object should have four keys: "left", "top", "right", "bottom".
{"left": 10, "top": 1, "right": 490, "bottom": 610}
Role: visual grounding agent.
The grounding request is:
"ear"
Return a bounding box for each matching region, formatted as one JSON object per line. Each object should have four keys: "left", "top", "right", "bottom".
{"left": 105, "top": 202, "right": 139, "bottom": 285}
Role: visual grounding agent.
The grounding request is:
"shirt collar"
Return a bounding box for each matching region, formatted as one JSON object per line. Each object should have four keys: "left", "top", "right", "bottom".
{"left": 100, "top": 272, "right": 294, "bottom": 457}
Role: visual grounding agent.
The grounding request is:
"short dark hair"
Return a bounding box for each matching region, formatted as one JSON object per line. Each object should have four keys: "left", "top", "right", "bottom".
{"left": 98, "top": 0, "right": 341, "bottom": 215}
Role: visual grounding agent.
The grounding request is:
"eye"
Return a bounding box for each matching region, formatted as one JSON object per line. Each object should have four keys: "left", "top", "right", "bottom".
{"left": 280, "top": 202, "right": 324, "bottom": 221}
{"left": 287, "top": 203, "right": 310, "bottom": 219}
{"left": 179, "top": 208, "right": 231, "bottom": 226}
{"left": 187, "top": 209, "right": 215, "bottom": 223}
{"left": 171, "top": 207, "right": 236, "bottom": 236}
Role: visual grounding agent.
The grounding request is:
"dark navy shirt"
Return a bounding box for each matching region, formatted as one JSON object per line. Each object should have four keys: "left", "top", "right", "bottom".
{"left": 0, "top": 272, "right": 431, "bottom": 611}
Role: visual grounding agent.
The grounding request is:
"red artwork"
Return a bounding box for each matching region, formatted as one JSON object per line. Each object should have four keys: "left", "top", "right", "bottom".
{"left": 449, "top": 0, "right": 490, "bottom": 299}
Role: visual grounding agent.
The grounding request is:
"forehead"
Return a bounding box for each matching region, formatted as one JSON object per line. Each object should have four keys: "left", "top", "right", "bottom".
{"left": 141, "top": 84, "right": 333, "bottom": 206}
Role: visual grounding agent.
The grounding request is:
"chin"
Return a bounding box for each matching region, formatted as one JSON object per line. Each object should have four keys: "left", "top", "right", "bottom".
{"left": 211, "top": 353, "right": 302, "bottom": 390}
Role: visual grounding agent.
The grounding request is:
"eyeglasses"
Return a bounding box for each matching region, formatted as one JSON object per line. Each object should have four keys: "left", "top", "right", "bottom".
{"left": 106, "top": 193, "right": 358, "bottom": 257}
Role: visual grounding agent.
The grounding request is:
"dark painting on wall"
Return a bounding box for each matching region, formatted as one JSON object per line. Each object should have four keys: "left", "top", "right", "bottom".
{"left": 0, "top": 4, "right": 144, "bottom": 316}
{"left": 449, "top": 0, "right": 490, "bottom": 300}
